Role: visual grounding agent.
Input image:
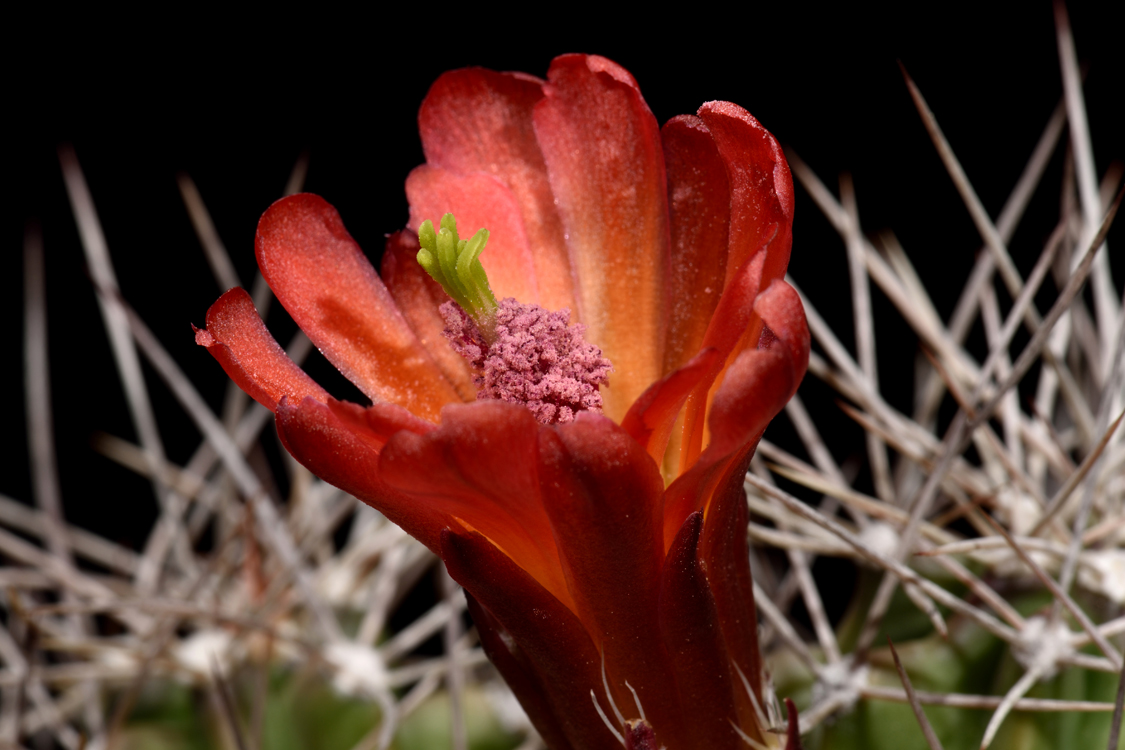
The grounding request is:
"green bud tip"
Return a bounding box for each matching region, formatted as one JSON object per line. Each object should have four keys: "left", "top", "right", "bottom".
{"left": 416, "top": 213, "right": 498, "bottom": 325}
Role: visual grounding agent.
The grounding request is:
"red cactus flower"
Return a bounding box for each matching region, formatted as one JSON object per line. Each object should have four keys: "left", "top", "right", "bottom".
{"left": 197, "top": 53, "right": 808, "bottom": 749}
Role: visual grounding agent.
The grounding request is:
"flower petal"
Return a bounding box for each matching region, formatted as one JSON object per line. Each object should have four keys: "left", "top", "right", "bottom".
{"left": 664, "top": 279, "right": 809, "bottom": 546}
{"left": 255, "top": 194, "right": 459, "bottom": 422}
{"left": 660, "top": 512, "right": 744, "bottom": 749}
{"left": 419, "top": 67, "right": 577, "bottom": 314}
{"left": 441, "top": 530, "right": 617, "bottom": 750}
{"left": 325, "top": 398, "right": 436, "bottom": 454}
{"left": 380, "top": 230, "right": 475, "bottom": 400}
{"left": 533, "top": 54, "right": 670, "bottom": 421}
{"left": 706, "top": 280, "right": 808, "bottom": 460}
{"left": 274, "top": 396, "right": 449, "bottom": 553}
{"left": 195, "top": 287, "right": 327, "bottom": 411}
{"left": 697, "top": 101, "right": 794, "bottom": 293}
{"left": 699, "top": 466, "right": 766, "bottom": 738}
{"left": 662, "top": 115, "right": 731, "bottom": 375}
{"left": 674, "top": 105, "right": 796, "bottom": 469}
{"left": 378, "top": 402, "right": 571, "bottom": 609}
{"left": 463, "top": 595, "right": 574, "bottom": 750}
{"left": 677, "top": 250, "right": 768, "bottom": 472}
{"left": 620, "top": 347, "right": 721, "bottom": 468}
{"left": 406, "top": 166, "right": 540, "bottom": 304}
{"left": 537, "top": 413, "right": 686, "bottom": 743}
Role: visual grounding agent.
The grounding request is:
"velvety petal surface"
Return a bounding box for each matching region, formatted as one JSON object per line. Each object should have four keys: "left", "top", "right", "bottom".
{"left": 465, "top": 596, "right": 575, "bottom": 750}
{"left": 275, "top": 397, "right": 450, "bottom": 553}
{"left": 195, "top": 287, "right": 328, "bottom": 411}
{"left": 537, "top": 413, "right": 686, "bottom": 747}
{"left": 380, "top": 230, "right": 475, "bottom": 401}
{"left": 406, "top": 166, "right": 540, "bottom": 304}
{"left": 200, "top": 53, "right": 810, "bottom": 750}
{"left": 379, "top": 403, "right": 571, "bottom": 609}
{"left": 533, "top": 54, "right": 670, "bottom": 422}
{"left": 699, "top": 460, "right": 766, "bottom": 737}
{"left": 661, "top": 115, "right": 731, "bottom": 375}
{"left": 419, "top": 68, "right": 577, "bottom": 314}
{"left": 697, "top": 102, "right": 794, "bottom": 292}
{"left": 255, "top": 194, "right": 459, "bottom": 422}
{"left": 659, "top": 512, "right": 743, "bottom": 749}
{"left": 442, "top": 530, "right": 617, "bottom": 750}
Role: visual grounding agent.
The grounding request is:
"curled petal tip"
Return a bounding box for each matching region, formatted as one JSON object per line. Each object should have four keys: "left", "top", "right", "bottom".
{"left": 192, "top": 324, "right": 213, "bottom": 347}
{"left": 197, "top": 286, "right": 327, "bottom": 412}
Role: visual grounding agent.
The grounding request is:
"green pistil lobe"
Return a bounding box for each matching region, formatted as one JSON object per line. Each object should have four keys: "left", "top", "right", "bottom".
{"left": 416, "top": 213, "right": 498, "bottom": 324}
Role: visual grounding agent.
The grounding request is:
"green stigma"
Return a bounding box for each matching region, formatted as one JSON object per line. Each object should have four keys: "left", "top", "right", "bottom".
{"left": 416, "top": 213, "right": 498, "bottom": 324}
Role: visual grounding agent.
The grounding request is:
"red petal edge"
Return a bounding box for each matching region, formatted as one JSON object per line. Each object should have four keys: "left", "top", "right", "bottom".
{"left": 700, "top": 456, "right": 766, "bottom": 736}
{"left": 195, "top": 287, "right": 327, "bottom": 411}
{"left": 664, "top": 278, "right": 809, "bottom": 545}
{"left": 697, "top": 101, "right": 794, "bottom": 294}
{"left": 662, "top": 114, "right": 731, "bottom": 375}
{"left": 465, "top": 595, "right": 575, "bottom": 750}
{"left": 785, "top": 698, "right": 804, "bottom": 750}
{"left": 621, "top": 347, "right": 721, "bottom": 467}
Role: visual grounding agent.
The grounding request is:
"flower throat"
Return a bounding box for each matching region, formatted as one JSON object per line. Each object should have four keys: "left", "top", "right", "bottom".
{"left": 416, "top": 214, "right": 611, "bottom": 425}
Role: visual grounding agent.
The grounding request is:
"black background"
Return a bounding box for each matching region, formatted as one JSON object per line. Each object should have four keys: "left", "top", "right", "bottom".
{"left": 4, "top": 4, "right": 1123, "bottom": 554}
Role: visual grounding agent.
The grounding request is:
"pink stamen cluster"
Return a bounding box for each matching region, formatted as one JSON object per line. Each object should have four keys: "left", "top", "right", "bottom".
{"left": 441, "top": 298, "right": 612, "bottom": 425}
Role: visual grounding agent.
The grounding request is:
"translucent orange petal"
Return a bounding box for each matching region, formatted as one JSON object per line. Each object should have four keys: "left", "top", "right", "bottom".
{"left": 664, "top": 280, "right": 809, "bottom": 543}
{"left": 678, "top": 251, "right": 768, "bottom": 474}
{"left": 620, "top": 347, "right": 720, "bottom": 468}
{"left": 533, "top": 54, "right": 670, "bottom": 422}
{"left": 406, "top": 166, "right": 540, "bottom": 304}
{"left": 419, "top": 68, "right": 577, "bottom": 314}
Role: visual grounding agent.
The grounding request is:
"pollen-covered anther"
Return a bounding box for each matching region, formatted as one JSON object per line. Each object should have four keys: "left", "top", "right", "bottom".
{"left": 441, "top": 298, "right": 611, "bottom": 425}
